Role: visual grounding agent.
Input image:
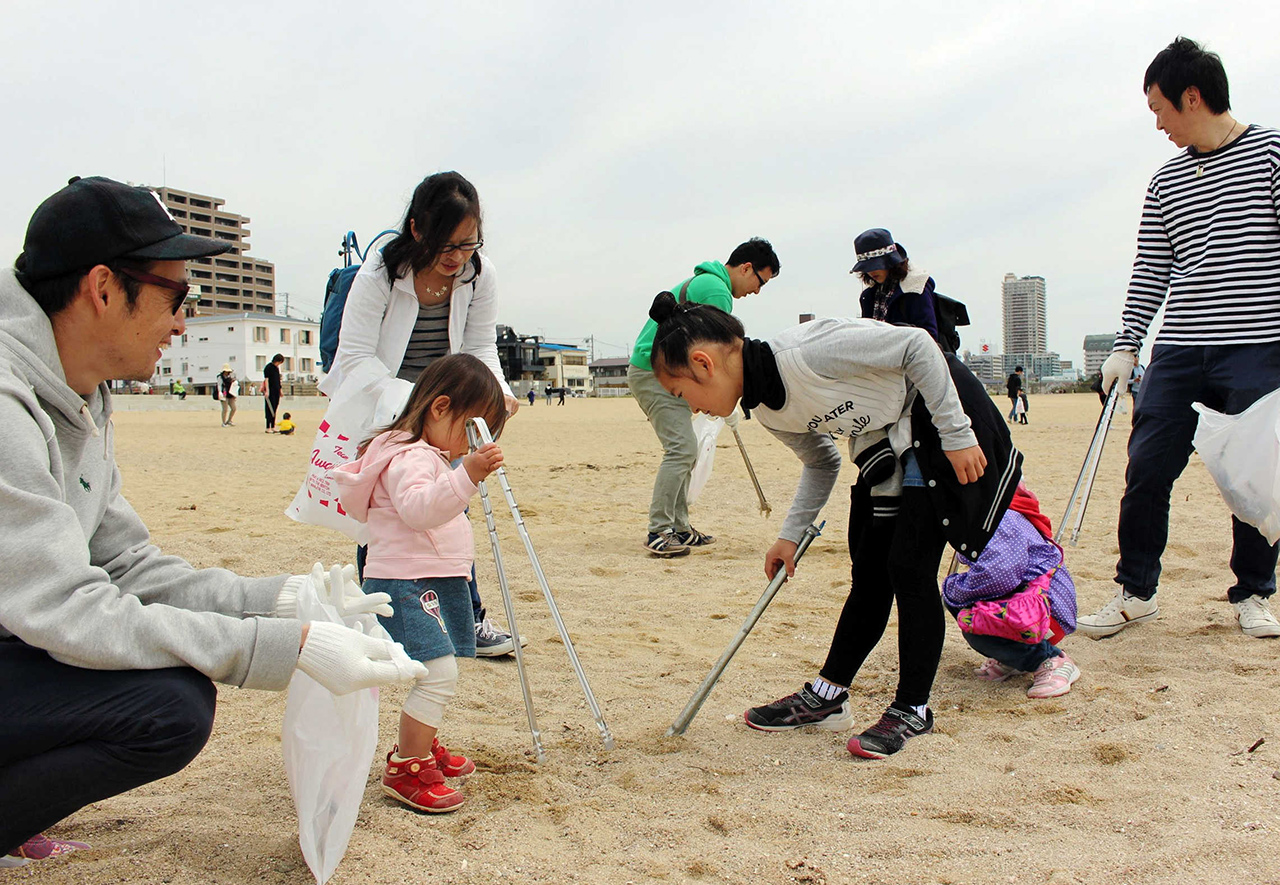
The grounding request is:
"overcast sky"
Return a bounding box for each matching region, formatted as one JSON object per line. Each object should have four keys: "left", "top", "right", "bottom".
{"left": 4, "top": 1, "right": 1278, "bottom": 367}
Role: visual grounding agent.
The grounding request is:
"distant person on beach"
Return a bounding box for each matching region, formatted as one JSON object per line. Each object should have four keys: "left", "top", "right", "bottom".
{"left": 321, "top": 171, "right": 520, "bottom": 656}
{"left": 1005, "top": 366, "right": 1023, "bottom": 423}
{"left": 627, "top": 238, "right": 780, "bottom": 558}
{"left": 558, "top": 387, "right": 566, "bottom": 405}
{"left": 851, "top": 228, "right": 940, "bottom": 343}
{"left": 1079, "top": 38, "right": 1280, "bottom": 640}
{"left": 332, "top": 354, "right": 507, "bottom": 812}
{"left": 644, "top": 294, "right": 1020, "bottom": 759}
{"left": 0, "top": 177, "right": 423, "bottom": 865}
{"left": 173, "top": 378, "right": 186, "bottom": 400}
{"left": 277, "top": 412, "right": 296, "bottom": 435}
{"left": 216, "top": 364, "right": 238, "bottom": 426}
{"left": 263, "top": 353, "right": 283, "bottom": 432}
{"left": 527, "top": 388, "right": 535, "bottom": 407}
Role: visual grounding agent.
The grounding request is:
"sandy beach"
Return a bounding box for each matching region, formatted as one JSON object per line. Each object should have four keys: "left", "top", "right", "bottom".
{"left": 17, "top": 393, "right": 1280, "bottom": 885}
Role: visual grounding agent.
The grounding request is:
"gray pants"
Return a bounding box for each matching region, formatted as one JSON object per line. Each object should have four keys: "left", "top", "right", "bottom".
{"left": 628, "top": 365, "right": 695, "bottom": 535}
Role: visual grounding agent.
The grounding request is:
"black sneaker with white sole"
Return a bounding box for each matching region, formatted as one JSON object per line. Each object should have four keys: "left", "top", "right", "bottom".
{"left": 847, "top": 702, "right": 933, "bottom": 758}
{"left": 744, "top": 683, "right": 854, "bottom": 731}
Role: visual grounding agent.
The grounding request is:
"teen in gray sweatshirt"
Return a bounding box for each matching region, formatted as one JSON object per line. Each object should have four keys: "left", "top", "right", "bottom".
{"left": 646, "top": 292, "right": 1020, "bottom": 762}
{"left": 0, "top": 177, "right": 423, "bottom": 862}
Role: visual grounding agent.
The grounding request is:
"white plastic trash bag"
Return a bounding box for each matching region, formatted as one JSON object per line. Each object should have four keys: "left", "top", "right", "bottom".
{"left": 1192, "top": 388, "right": 1280, "bottom": 544}
{"left": 687, "top": 414, "right": 725, "bottom": 504}
{"left": 282, "top": 566, "right": 386, "bottom": 885}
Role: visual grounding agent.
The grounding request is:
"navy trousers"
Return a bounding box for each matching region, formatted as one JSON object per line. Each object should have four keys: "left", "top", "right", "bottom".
{"left": 1117, "top": 342, "right": 1280, "bottom": 602}
{"left": 0, "top": 639, "right": 216, "bottom": 854}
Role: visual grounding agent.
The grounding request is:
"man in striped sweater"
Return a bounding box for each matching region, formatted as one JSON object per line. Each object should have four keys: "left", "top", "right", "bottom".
{"left": 1079, "top": 38, "right": 1280, "bottom": 640}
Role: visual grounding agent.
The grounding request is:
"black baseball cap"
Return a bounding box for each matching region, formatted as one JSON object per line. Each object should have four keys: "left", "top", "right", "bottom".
{"left": 17, "top": 176, "right": 233, "bottom": 282}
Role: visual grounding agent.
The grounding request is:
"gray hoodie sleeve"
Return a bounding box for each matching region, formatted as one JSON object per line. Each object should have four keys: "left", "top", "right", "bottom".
{"left": 0, "top": 395, "right": 302, "bottom": 690}
{"left": 765, "top": 427, "right": 843, "bottom": 544}
{"left": 802, "top": 323, "right": 977, "bottom": 451}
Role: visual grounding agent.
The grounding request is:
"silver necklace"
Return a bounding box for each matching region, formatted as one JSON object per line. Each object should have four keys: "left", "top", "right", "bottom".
{"left": 1196, "top": 122, "right": 1239, "bottom": 178}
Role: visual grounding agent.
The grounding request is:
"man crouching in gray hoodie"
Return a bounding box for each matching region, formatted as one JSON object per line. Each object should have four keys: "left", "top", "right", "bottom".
{"left": 0, "top": 177, "right": 426, "bottom": 864}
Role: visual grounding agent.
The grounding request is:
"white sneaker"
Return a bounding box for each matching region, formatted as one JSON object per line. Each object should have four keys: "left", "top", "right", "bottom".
{"left": 1233, "top": 596, "right": 1280, "bottom": 639}
{"left": 1076, "top": 590, "right": 1159, "bottom": 638}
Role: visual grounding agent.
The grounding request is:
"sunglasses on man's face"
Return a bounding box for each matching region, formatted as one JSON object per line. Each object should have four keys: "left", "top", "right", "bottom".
{"left": 115, "top": 266, "right": 191, "bottom": 314}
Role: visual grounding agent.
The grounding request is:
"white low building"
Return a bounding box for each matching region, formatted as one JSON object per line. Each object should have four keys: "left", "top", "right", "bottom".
{"left": 155, "top": 313, "right": 322, "bottom": 395}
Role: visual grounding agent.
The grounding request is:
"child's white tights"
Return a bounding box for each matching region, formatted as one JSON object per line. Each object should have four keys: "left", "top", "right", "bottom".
{"left": 401, "top": 654, "right": 458, "bottom": 728}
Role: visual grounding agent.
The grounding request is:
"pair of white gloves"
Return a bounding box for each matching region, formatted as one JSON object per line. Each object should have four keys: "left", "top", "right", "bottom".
{"left": 1101, "top": 349, "right": 1139, "bottom": 397}
{"left": 276, "top": 563, "right": 427, "bottom": 695}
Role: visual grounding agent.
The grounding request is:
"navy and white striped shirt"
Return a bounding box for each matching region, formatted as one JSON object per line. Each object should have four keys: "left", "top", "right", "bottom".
{"left": 1117, "top": 124, "right": 1280, "bottom": 351}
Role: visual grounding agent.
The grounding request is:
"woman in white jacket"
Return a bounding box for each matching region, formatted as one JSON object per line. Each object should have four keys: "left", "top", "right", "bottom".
{"left": 322, "top": 172, "right": 520, "bottom": 656}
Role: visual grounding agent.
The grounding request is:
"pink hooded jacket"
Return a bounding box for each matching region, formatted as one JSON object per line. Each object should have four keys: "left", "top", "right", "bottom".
{"left": 330, "top": 430, "right": 478, "bottom": 579}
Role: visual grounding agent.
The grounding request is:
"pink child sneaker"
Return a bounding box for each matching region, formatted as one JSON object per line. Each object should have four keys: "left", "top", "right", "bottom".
{"left": 974, "top": 658, "right": 1019, "bottom": 682}
{"left": 1027, "top": 653, "right": 1081, "bottom": 699}
{"left": 3, "top": 833, "right": 90, "bottom": 866}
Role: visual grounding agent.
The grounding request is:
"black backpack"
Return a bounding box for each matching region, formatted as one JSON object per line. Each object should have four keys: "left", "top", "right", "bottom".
{"left": 933, "top": 292, "right": 969, "bottom": 355}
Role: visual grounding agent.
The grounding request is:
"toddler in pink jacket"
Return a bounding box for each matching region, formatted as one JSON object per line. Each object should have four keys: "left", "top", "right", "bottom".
{"left": 332, "top": 354, "right": 507, "bottom": 814}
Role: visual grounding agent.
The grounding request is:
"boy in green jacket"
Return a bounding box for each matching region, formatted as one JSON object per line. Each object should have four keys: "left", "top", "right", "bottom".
{"left": 627, "top": 238, "right": 780, "bottom": 557}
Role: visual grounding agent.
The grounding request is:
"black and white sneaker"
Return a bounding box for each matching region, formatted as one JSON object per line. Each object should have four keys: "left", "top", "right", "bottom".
{"left": 743, "top": 683, "right": 854, "bottom": 731}
{"left": 644, "top": 530, "right": 690, "bottom": 558}
{"left": 673, "top": 526, "right": 716, "bottom": 548}
{"left": 847, "top": 702, "right": 933, "bottom": 759}
{"left": 474, "top": 608, "right": 524, "bottom": 657}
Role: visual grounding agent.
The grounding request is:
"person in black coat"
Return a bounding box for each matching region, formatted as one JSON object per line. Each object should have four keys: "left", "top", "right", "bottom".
{"left": 263, "top": 353, "right": 284, "bottom": 432}
{"left": 851, "top": 228, "right": 940, "bottom": 344}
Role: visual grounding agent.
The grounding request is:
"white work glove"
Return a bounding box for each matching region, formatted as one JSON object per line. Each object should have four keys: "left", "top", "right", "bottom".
{"left": 1101, "top": 350, "right": 1138, "bottom": 396}
{"left": 296, "top": 620, "right": 427, "bottom": 695}
{"left": 276, "top": 563, "right": 394, "bottom": 620}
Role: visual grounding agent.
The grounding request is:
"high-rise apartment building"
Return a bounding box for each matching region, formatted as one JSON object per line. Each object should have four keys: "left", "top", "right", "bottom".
{"left": 1083, "top": 334, "right": 1118, "bottom": 377}
{"left": 153, "top": 187, "right": 276, "bottom": 316}
{"left": 1002, "top": 273, "right": 1047, "bottom": 355}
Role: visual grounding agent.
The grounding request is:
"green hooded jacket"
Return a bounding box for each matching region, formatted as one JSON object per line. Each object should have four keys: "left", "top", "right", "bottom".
{"left": 629, "top": 261, "right": 734, "bottom": 372}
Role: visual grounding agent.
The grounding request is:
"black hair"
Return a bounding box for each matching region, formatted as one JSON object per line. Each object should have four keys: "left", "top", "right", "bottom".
{"left": 272, "top": 353, "right": 285, "bottom": 363}
{"left": 1015, "top": 366, "right": 1024, "bottom": 372}
{"left": 381, "top": 172, "right": 483, "bottom": 287}
{"left": 648, "top": 291, "right": 744, "bottom": 377}
{"left": 1144, "top": 37, "right": 1230, "bottom": 114}
{"left": 858, "top": 259, "right": 911, "bottom": 290}
{"left": 282, "top": 412, "right": 291, "bottom": 419}
{"left": 726, "top": 237, "right": 781, "bottom": 276}
{"left": 14, "top": 255, "right": 148, "bottom": 317}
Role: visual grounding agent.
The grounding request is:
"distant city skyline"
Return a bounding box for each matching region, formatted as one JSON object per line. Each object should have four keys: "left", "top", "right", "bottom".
{"left": 3, "top": 3, "right": 1277, "bottom": 371}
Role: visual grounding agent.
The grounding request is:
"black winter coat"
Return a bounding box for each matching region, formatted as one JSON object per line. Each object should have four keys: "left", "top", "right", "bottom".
{"left": 910, "top": 354, "right": 1022, "bottom": 558}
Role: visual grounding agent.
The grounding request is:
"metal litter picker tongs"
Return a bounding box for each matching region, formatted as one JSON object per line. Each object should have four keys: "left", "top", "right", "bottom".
{"left": 466, "top": 417, "right": 615, "bottom": 762}
{"left": 667, "top": 521, "right": 824, "bottom": 736}
{"left": 727, "top": 414, "right": 771, "bottom": 516}
{"left": 1057, "top": 383, "right": 1121, "bottom": 546}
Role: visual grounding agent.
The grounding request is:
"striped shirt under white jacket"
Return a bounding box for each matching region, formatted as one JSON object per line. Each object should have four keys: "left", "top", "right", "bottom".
{"left": 1116, "top": 124, "right": 1280, "bottom": 351}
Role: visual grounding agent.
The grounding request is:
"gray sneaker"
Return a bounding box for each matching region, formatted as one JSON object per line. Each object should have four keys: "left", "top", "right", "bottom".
{"left": 474, "top": 607, "right": 523, "bottom": 657}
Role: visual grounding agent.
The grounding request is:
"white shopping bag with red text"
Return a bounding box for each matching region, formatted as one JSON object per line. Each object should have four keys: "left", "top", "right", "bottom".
{"left": 285, "top": 368, "right": 411, "bottom": 543}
